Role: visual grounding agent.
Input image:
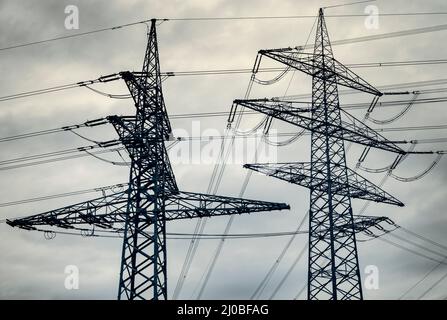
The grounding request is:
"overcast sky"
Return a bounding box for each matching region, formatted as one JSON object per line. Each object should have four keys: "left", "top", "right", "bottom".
{"left": 0, "top": 0, "right": 446, "bottom": 300}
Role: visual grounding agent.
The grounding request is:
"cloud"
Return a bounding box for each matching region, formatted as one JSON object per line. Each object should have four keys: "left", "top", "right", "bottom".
{"left": 0, "top": 0, "right": 446, "bottom": 300}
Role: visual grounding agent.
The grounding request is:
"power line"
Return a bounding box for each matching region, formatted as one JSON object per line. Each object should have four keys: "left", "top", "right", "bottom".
{"left": 295, "top": 231, "right": 447, "bottom": 300}
{"left": 2, "top": 17, "right": 447, "bottom": 53}
{"left": 3, "top": 119, "right": 447, "bottom": 148}
{"left": 168, "top": 12, "right": 447, "bottom": 21}
{"left": 0, "top": 140, "right": 176, "bottom": 170}
{"left": 417, "top": 271, "right": 447, "bottom": 299}
{"left": 0, "top": 20, "right": 152, "bottom": 52}
{"left": 378, "top": 237, "right": 447, "bottom": 266}
{"left": 269, "top": 240, "right": 308, "bottom": 299}
{"left": 399, "top": 258, "right": 447, "bottom": 299}
{"left": 399, "top": 226, "right": 447, "bottom": 252}
{"left": 283, "top": 78, "right": 447, "bottom": 101}
{"left": 0, "top": 75, "right": 120, "bottom": 102}
{"left": 388, "top": 233, "right": 447, "bottom": 259}
{"left": 294, "top": 282, "right": 307, "bottom": 300}
{"left": 0, "top": 127, "right": 446, "bottom": 173}
{"left": 0, "top": 118, "right": 107, "bottom": 143}
{"left": 306, "top": 23, "right": 447, "bottom": 49}
{"left": 323, "top": 0, "right": 376, "bottom": 9}
{"left": 0, "top": 83, "right": 79, "bottom": 102}
{"left": 0, "top": 183, "right": 128, "bottom": 208}
{"left": 0, "top": 147, "right": 125, "bottom": 171}
{"left": 2, "top": 133, "right": 447, "bottom": 206}
{"left": 251, "top": 212, "right": 308, "bottom": 300}
{"left": 0, "top": 218, "right": 313, "bottom": 239}
{"left": 2, "top": 60, "right": 447, "bottom": 104}
{"left": 192, "top": 87, "right": 261, "bottom": 300}
{"left": 193, "top": 21, "right": 315, "bottom": 299}
{"left": 165, "top": 59, "right": 447, "bottom": 77}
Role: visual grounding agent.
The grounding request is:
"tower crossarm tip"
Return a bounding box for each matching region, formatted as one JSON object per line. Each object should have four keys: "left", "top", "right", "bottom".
{"left": 6, "top": 191, "right": 129, "bottom": 232}
{"left": 162, "top": 191, "right": 290, "bottom": 221}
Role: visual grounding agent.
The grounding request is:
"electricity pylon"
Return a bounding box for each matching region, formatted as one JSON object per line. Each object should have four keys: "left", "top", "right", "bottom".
{"left": 7, "top": 19, "right": 290, "bottom": 300}
{"left": 231, "top": 9, "right": 405, "bottom": 300}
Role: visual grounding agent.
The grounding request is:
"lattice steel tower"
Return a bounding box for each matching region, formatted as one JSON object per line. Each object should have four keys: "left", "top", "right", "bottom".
{"left": 7, "top": 19, "right": 289, "bottom": 300}
{"left": 231, "top": 9, "right": 405, "bottom": 300}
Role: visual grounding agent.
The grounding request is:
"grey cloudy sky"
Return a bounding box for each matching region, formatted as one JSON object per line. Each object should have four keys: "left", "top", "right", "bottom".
{"left": 0, "top": 0, "right": 446, "bottom": 300}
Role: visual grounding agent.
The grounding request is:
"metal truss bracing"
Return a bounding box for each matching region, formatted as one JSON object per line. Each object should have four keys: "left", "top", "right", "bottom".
{"left": 114, "top": 20, "right": 174, "bottom": 300}
{"left": 313, "top": 214, "right": 397, "bottom": 239}
{"left": 7, "top": 19, "right": 290, "bottom": 300}
{"left": 244, "top": 162, "right": 404, "bottom": 207}
{"left": 7, "top": 191, "right": 288, "bottom": 231}
{"left": 347, "top": 215, "right": 396, "bottom": 237}
{"left": 306, "top": 9, "right": 360, "bottom": 300}
{"left": 232, "top": 99, "right": 404, "bottom": 154}
{"left": 236, "top": 8, "right": 404, "bottom": 300}
{"left": 256, "top": 50, "right": 382, "bottom": 96}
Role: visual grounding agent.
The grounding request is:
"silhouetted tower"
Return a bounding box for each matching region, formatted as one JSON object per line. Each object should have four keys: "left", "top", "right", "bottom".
{"left": 7, "top": 19, "right": 289, "bottom": 300}
{"left": 231, "top": 9, "right": 405, "bottom": 300}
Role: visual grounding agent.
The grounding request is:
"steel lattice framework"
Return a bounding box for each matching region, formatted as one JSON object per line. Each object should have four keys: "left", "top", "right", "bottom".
{"left": 7, "top": 19, "right": 290, "bottom": 300}
{"left": 231, "top": 9, "right": 404, "bottom": 300}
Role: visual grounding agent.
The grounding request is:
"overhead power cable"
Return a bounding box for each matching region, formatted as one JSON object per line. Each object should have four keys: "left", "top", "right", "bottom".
{"left": 300, "top": 23, "right": 447, "bottom": 50}
{"left": 0, "top": 117, "right": 108, "bottom": 143}
{"left": 0, "top": 139, "right": 182, "bottom": 171}
{"left": 188, "top": 75, "right": 259, "bottom": 300}
{"left": 282, "top": 78, "right": 447, "bottom": 100}
{"left": 399, "top": 257, "right": 447, "bottom": 300}
{"left": 0, "top": 219, "right": 311, "bottom": 239}
{"left": 2, "top": 69, "right": 447, "bottom": 105}
{"left": 0, "top": 183, "right": 128, "bottom": 208}
{"left": 0, "top": 74, "right": 121, "bottom": 102}
{"left": 399, "top": 227, "right": 447, "bottom": 252}
{"left": 388, "top": 233, "right": 447, "bottom": 259}
{"left": 378, "top": 237, "right": 447, "bottom": 266}
{"left": 389, "top": 153, "right": 444, "bottom": 182}
{"left": 3, "top": 120, "right": 447, "bottom": 146}
{"left": 417, "top": 270, "right": 447, "bottom": 300}
{"left": 251, "top": 212, "right": 308, "bottom": 300}
{"left": 323, "top": 0, "right": 376, "bottom": 9}
{"left": 3, "top": 9, "right": 447, "bottom": 50}
{"left": 194, "top": 24, "right": 317, "bottom": 299}
{"left": 269, "top": 240, "right": 308, "bottom": 299}
{"left": 0, "top": 147, "right": 125, "bottom": 171}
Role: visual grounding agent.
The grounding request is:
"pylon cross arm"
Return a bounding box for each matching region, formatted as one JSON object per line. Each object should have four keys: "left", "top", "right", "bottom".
{"left": 6, "top": 191, "right": 129, "bottom": 231}
{"left": 347, "top": 215, "right": 396, "bottom": 235}
{"left": 258, "top": 49, "right": 382, "bottom": 96}
{"left": 6, "top": 188, "right": 290, "bottom": 232}
{"left": 244, "top": 162, "right": 404, "bottom": 207}
{"left": 163, "top": 191, "right": 290, "bottom": 221}
{"left": 233, "top": 99, "right": 405, "bottom": 154}
{"left": 315, "top": 215, "right": 396, "bottom": 238}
